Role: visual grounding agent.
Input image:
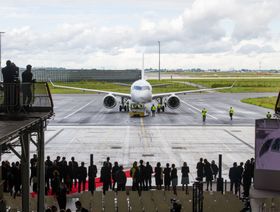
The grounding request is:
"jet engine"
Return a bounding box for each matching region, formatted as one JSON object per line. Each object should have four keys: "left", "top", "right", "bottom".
{"left": 103, "top": 94, "right": 117, "bottom": 109}
{"left": 166, "top": 95, "right": 180, "bottom": 109}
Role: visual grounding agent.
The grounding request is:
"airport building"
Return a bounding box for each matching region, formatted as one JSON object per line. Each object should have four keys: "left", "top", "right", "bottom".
{"left": 29, "top": 68, "right": 141, "bottom": 82}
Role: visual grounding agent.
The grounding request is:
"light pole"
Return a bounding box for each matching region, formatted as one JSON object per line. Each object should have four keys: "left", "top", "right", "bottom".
{"left": 158, "top": 41, "right": 161, "bottom": 81}
{"left": 0, "top": 32, "right": 5, "bottom": 73}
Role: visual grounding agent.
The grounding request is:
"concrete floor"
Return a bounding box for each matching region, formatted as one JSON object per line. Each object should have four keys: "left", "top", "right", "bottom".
{"left": 50, "top": 92, "right": 276, "bottom": 126}
{"left": 3, "top": 92, "right": 276, "bottom": 183}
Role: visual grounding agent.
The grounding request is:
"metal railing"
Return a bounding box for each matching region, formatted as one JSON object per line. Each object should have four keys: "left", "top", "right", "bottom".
{"left": 0, "top": 82, "right": 53, "bottom": 113}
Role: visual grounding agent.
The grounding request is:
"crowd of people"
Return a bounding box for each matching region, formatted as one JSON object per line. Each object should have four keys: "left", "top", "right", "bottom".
{"left": 1, "top": 154, "right": 255, "bottom": 209}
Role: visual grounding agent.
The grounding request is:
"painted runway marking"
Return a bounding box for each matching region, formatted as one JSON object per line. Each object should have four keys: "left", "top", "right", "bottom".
{"left": 62, "top": 99, "right": 96, "bottom": 119}
{"left": 224, "top": 129, "right": 254, "bottom": 149}
{"left": 180, "top": 99, "right": 218, "bottom": 120}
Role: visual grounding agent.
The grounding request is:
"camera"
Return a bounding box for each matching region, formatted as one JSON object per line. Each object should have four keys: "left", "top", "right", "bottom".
{"left": 170, "top": 198, "right": 181, "bottom": 212}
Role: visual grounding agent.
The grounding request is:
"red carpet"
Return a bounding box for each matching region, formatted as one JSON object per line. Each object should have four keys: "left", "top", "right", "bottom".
{"left": 31, "top": 170, "right": 131, "bottom": 197}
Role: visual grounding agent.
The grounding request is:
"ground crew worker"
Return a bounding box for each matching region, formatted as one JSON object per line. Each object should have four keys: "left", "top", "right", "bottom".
{"left": 266, "top": 111, "right": 272, "bottom": 119}
{"left": 126, "top": 101, "right": 129, "bottom": 112}
{"left": 229, "top": 107, "right": 234, "bottom": 120}
{"left": 202, "top": 108, "right": 207, "bottom": 122}
{"left": 151, "top": 104, "right": 156, "bottom": 117}
{"left": 157, "top": 103, "right": 161, "bottom": 113}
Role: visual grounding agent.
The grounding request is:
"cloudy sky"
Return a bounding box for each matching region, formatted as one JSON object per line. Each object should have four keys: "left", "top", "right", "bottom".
{"left": 0, "top": 0, "right": 280, "bottom": 70}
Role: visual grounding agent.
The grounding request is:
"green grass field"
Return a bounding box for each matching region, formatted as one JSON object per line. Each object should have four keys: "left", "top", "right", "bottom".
{"left": 168, "top": 71, "right": 280, "bottom": 78}
{"left": 241, "top": 96, "right": 277, "bottom": 110}
{"left": 180, "top": 79, "right": 280, "bottom": 92}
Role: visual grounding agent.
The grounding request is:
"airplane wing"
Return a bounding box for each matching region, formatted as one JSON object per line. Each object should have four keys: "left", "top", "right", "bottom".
{"left": 152, "top": 81, "right": 235, "bottom": 99}
{"left": 49, "top": 80, "right": 131, "bottom": 98}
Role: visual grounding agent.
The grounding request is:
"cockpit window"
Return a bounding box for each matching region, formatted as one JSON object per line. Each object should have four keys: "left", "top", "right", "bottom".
{"left": 271, "top": 138, "right": 280, "bottom": 152}
{"left": 133, "top": 86, "right": 150, "bottom": 91}
{"left": 259, "top": 138, "right": 273, "bottom": 157}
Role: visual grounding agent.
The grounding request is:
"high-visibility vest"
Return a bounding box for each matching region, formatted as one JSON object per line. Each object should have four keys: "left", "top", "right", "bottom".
{"left": 151, "top": 106, "right": 156, "bottom": 111}
{"left": 157, "top": 104, "right": 161, "bottom": 108}
{"left": 229, "top": 108, "right": 234, "bottom": 114}
{"left": 202, "top": 109, "right": 207, "bottom": 117}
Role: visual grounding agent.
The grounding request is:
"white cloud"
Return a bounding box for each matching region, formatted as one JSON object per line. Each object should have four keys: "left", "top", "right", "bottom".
{"left": 0, "top": 0, "right": 280, "bottom": 69}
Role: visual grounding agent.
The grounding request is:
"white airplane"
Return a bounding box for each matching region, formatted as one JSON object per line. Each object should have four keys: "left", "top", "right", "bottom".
{"left": 50, "top": 69, "right": 235, "bottom": 113}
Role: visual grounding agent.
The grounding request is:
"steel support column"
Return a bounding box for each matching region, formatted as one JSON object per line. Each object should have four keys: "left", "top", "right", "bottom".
{"left": 37, "top": 122, "right": 45, "bottom": 212}
{"left": 20, "top": 132, "right": 30, "bottom": 212}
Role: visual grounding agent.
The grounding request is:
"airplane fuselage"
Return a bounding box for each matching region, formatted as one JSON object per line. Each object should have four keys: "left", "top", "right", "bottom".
{"left": 130, "top": 79, "right": 152, "bottom": 103}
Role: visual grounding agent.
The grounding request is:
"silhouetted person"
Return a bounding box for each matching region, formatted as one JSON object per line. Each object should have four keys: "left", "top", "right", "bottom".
{"left": 250, "top": 158, "right": 255, "bottom": 181}
{"left": 60, "top": 157, "right": 67, "bottom": 184}
{"left": 45, "top": 156, "right": 53, "bottom": 192}
{"left": 242, "top": 160, "right": 252, "bottom": 197}
{"left": 181, "top": 162, "right": 189, "bottom": 194}
{"left": 30, "top": 154, "right": 37, "bottom": 185}
{"left": 112, "top": 161, "right": 119, "bottom": 191}
{"left": 12, "top": 161, "right": 21, "bottom": 198}
{"left": 65, "top": 161, "right": 73, "bottom": 193}
{"left": 145, "top": 162, "right": 153, "bottom": 190}
{"left": 139, "top": 159, "right": 146, "bottom": 191}
{"left": 70, "top": 157, "right": 78, "bottom": 188}
{"left": 237, "top": 162, "right": 244, "bottom": 188}
{"left": 56, "top": 182, "right": 67, "bottom": 210}
{"left": 116, "top": 165, "right": 127, "bottom": 191}
{"left": 106, "top": 157, "right": 112, "bottom": 189}
{"left": 78, "top": 162, "right": 87, "bottom": 193}
{"left": 163, "top": 163, "right": 171, "bottom": 191}
{"left": 51, "top": 171, "right": 60, "bottom": 195}
{"left": 196, "top": 158, "right": 204, "bottom": 181}
{"left": 2, "top": 161, "right": 8, "bottom": 192}
{"left": 211, "top": 160, "right": 218, "bottom": 180}
{"left": 75, "top": 200, "right": 88, "bottom": 212}
{"left": 88, "top": 161, "right": 97, "bottom": 194}
{"left": 155, "top": 162, "right": 163, "bottom": 190}
{"left": 101, "top": 161, "right": 111, "bottom": 194}
{"left": 22, "top": 64, "right": 34, "bottom": 108}
{"left": 171, "top": 164, "right": 178, "bottom": 195}
{"left": 204, "top": 159, "right": 213, "bottom": 191}
{"left": 1, "top": 60, "right": 17, "bottom": 109}
{"left": 229, "top": 162, "right": 239, "bottom": 195}
{"left": 130, "top": 161, "right": 139, "bottom": 191}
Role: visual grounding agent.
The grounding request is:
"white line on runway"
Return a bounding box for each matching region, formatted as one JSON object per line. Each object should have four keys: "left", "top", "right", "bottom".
{"left": 62, "top": 99, "right": 96, "bottom": 119}
{"left": 180, "top": 99, "right": 218, "bottom": 120}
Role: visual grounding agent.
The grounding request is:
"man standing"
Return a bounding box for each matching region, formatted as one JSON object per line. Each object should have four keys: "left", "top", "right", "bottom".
{"left": 88, "top": 161, "right": 97, "bottom": 194}
{"left": 196, "top": 158, "right": 204, "bottom": 181}
{"left": 78, "top": 162, "right": 87, "bottom": 193}
{"left": 112, "top": 162, "right": 119, "bottom": 191}
{"left": 116, "top": 166, "right": 127, "bottom": 191}
{"left": 145, "top": 162, "right": 153, "bottom": 190}
{"left": 139, "top": 160, "right": 146, "bottom": 191}
{"left": 1, "top": 60, "right": 17, "bottom": 109}
{"left": 22, "top": 64, "right": 34, "bottom": 109}
{"left": 202, "top": 108, "right": 207, "bottom": 122}
{"left": 151, "top": 104, "right": 156, "bottom": 117}
{"left": 229, "top": 107, "right": 234, "bottom": 120}
{"left": 229, "top": 162, "right": 239, "bottom": 195}
{"left": 101, "top": 162, "right": 111, "bottom": 194}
